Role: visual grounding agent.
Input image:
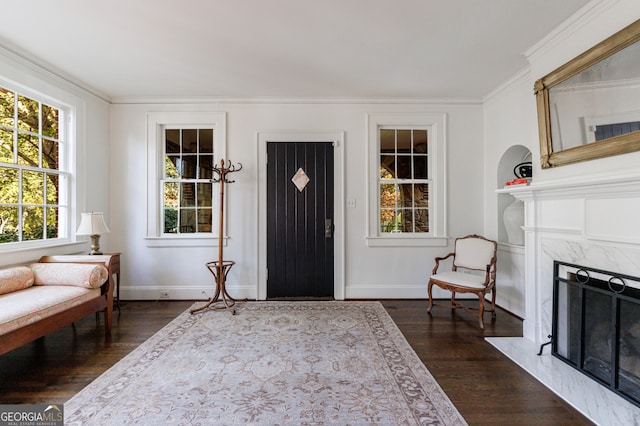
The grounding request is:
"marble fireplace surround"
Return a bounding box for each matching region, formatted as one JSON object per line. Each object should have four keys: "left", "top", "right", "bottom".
{"left": 488, "top": 171, "right": 640, "bottom": 425}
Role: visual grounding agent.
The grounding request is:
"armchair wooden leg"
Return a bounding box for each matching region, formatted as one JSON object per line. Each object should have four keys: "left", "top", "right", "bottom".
{"left": 491, "top": 287, "right": 497, "bottom": 318}
{"left": 477, "top": 292, "right": 485, "bottom": 330}
{"left": 450, "top": 291, "right": 456, "bottom": 308}
{"left": 427, "top": 281, "right": 434, "bottom": 313}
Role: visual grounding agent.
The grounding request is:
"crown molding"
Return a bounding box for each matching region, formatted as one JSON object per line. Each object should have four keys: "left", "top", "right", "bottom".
{"left": 109, "top": 96, "right": 483, "bottom": 106}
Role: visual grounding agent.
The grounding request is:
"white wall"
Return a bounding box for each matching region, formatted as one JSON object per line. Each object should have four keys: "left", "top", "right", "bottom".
{"left": 482, "top": 71, "right": 536, "bottom": 318}
{"left": 0, "top": 46, "right": 110, "bottom": 267}
{"left": 110, "top": 101, "right": 483, "bottom": 300}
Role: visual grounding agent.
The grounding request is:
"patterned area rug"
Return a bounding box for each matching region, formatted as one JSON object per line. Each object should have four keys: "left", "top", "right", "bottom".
{"left": 65, "top": 301, "right": 466, "bottom": 425}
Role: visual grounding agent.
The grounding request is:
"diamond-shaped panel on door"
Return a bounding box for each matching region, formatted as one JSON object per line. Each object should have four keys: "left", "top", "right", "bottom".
{"left": 291, "top": 167, "right": 310, "bottom": 192}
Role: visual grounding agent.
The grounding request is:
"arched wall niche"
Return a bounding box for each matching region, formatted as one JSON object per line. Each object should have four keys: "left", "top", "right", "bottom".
{"left": 497, "top": 145, "right": 531, "bottom": 245}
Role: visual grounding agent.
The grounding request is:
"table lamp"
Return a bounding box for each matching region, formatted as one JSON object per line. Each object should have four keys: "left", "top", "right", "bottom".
{"left": 76, "top": 212, "right": 111, "bottom": 255}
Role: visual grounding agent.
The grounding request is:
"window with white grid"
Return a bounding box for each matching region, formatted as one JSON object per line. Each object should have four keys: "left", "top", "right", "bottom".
{"left": 379, "top": 127, "right": 430, "bottom": 233}
{"left": 367, "top": 113, "right": 447, "bottom": 247}
{"left": 162, "top": 127, "right": 214, "bottom": 235}
{"left": 146, "top": 111, "right": 226, "bottom": 247}
{"left": 0, "top": 86, "right": 69, "bottom": 246}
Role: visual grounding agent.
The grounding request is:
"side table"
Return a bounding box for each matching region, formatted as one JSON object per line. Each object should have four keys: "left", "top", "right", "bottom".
{"left": 106, "top": 253, "right": 121, "bottom": 311}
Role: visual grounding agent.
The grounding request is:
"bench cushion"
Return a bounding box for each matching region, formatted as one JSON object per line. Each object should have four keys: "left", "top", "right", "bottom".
{"left": 0, "top": 267, "right": 34, "bottom": 295}
{"left": 30, "top": 263, "right": 109, "bottom": 289}
{"left": 0, "top": 285, "right": 101, "bottom": 335}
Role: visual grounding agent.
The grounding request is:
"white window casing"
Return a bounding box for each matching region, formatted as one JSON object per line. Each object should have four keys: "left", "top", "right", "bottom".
{"left": 366, "top": 112, "right": 448, "bottom": 247}
{"left": 145, "top": 111, "right": 226, "bottom": 247}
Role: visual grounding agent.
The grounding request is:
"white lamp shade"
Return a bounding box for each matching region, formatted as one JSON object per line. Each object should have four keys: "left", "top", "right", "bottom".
{"left": 76, "top": 212, "right": 111, "bottom": 236}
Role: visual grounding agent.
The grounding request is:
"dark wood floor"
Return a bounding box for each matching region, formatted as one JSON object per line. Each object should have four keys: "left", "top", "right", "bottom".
{"left": 0, "top": 300, "right": 593, "bottom": 425}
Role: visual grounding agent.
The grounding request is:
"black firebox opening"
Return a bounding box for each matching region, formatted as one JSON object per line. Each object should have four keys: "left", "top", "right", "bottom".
{"left": 552, "top": 261, "right": 640, "bottom": 408}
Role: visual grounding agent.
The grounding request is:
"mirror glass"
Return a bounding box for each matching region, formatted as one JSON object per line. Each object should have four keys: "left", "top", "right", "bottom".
{"left": 548, "top": 41, "right": 640, "bottom": 152}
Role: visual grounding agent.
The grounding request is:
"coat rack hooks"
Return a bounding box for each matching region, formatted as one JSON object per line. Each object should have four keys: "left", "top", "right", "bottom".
{"left": 212, "top": 159, "right": 243, "bottom": 184}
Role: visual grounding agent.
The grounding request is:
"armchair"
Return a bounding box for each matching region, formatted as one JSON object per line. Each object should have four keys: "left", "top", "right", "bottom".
{"left": 427, "top": 234, "right": 497, "bottom": 329}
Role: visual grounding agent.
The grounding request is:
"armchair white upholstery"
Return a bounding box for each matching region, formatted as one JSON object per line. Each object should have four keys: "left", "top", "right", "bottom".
{"left": 427, "top": 234, "right": 497, "bottom": 329}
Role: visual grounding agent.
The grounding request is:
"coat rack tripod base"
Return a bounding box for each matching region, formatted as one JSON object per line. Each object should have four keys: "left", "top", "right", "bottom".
{"left": 190, "top": 260, "right": 241, "bottom": 315}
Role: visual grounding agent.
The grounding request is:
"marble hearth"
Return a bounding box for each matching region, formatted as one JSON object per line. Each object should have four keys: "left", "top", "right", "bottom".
{"left": 490, "top": 173, "right": 640, "bottom": 425}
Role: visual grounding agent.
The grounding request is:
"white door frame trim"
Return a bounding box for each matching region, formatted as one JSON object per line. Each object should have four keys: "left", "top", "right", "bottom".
{"left": 256, "top": 131, "right": 345, "bottom": 300}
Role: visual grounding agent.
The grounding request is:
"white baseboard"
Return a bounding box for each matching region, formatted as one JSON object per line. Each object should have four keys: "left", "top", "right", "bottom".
{"left": 120, "top": 284, "right": 471, "bottom": 301}
{"left": 120, "top": 286, "right": 256, "bottom": 301}
{"left": 344, "top": 285, "right": 472, "bottom": 300}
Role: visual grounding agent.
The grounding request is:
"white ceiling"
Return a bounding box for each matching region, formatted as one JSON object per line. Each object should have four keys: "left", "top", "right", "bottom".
{"left": 0, "top": 0, "right": 591, "bottom": 101}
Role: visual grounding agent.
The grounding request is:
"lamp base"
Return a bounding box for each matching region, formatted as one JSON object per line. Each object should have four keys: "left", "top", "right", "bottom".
{"left": 89, "top": 234, "right": 103, "bottom": 255}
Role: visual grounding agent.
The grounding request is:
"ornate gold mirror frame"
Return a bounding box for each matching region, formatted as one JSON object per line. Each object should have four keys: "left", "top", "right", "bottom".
{"left": 535, "top": 19, "right": 640, "bottom": 168}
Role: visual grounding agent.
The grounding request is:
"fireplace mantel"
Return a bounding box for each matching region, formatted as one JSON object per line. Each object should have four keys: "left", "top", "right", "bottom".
{"left": 497, "top": 170, "right": 640, "bottom": 200}
{"left": 497, "top": 170, "right": 640, "bottom": 343}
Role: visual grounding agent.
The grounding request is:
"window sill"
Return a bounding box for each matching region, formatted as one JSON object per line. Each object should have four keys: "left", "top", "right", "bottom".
{"left": 365, "top": 236, "right": 449, "bottom": 247}
{"left": 144, "top": 235, "right": 228, "bottom": 248}
{"left": 0, "top": 241, "right": 87, "bottom": 266}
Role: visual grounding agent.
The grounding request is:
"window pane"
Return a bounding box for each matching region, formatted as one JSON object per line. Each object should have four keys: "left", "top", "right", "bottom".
{"left": 180, "top": 208, "right": 196, "bottom": 233}
{"left": 400, "top": 208, "right": 414, "bottom": 232}
{"left": 199, "top": 128, "right": 213, "bottom": 153}
{"left": 166, "top": 129, "right": 180, "bottom": 153}
{"left": 0, "top": 168, "right": 18, "bottom": 203}
{"left": 181, "top": 182, "right": 195, "bottom": 207}
{"left": 17, "top": 95, "right": 39, "bottom": 132}
{"left": 397, "top": 129, "right": 411, "bottom": 153}
{"left": 46, "top": 206, "right": 59, "bottom": 238}
{"left": 182, "top": 129, "right": 197, "bottom": 153}
{"left": 380, "top": 209, "right": 398, "bottom": 233}
{"left": 42, "top": 139, "right": 59, "bottom": 170}
{"left": 197, "top": 208, "right": 212, "bottom": 232}
{"left": 164, "top": 208, "right": 178, "bottom": 233}
{"left": 413, "top": 130, "right": 427, "bottom": 153}
{"left": 399, "top": 183, "right": 413, "bottom": 207}
{"left": 0, "top": 128, "right": 14, "bottom": 163}
{"left": 199, "top": 154, "right": 213, "bottom": 179}
{"left": 380, "top": 129, "right": 395, "bottom": 153}
{"left": 415, "top": 208, "right": 429, "bottom": 232}
{"left": 165, "top": 155, "right": 180, "bottom": 178}
{"left": 163, "top": 182, "right": 179, "bottom": 208}
{"left": 41, "top": 104, "right": 59, "bottom": 139}
{"left": 197, "top": 182, "right": 212, "bottom": 207}
{"left": 380, "top": 184, "right": 397, "bottom": 208}
{"left": 22, "top": 206, "right": 44, "bottom": 241}
{"left": 46, "top": 173, "right": 59, "bottom": 204}
{"left": 397, "top": 156, "right": 411, "bottom": 179}
{"left": 415, "top": 183, "right": 429, "bottom": 208}
{"left": 380, "top": 154, "right": 394, "bottom": 179}
{"left": 22, "top": 170, "right": 44, "bottom": 204}
{"left": 0, "top": 88, "right": 15, "bottom": 127}
{"left": 0, "top": 206, "right": 18, "bottom": 243}
{"left": 17, "top": 133, "right": 39, "bottom": 167}
{"left": 414, "top": 156, "right": 428, "bottom": 179}
{"left": 182, "top": 155, "right": 197, "bottom": 179}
